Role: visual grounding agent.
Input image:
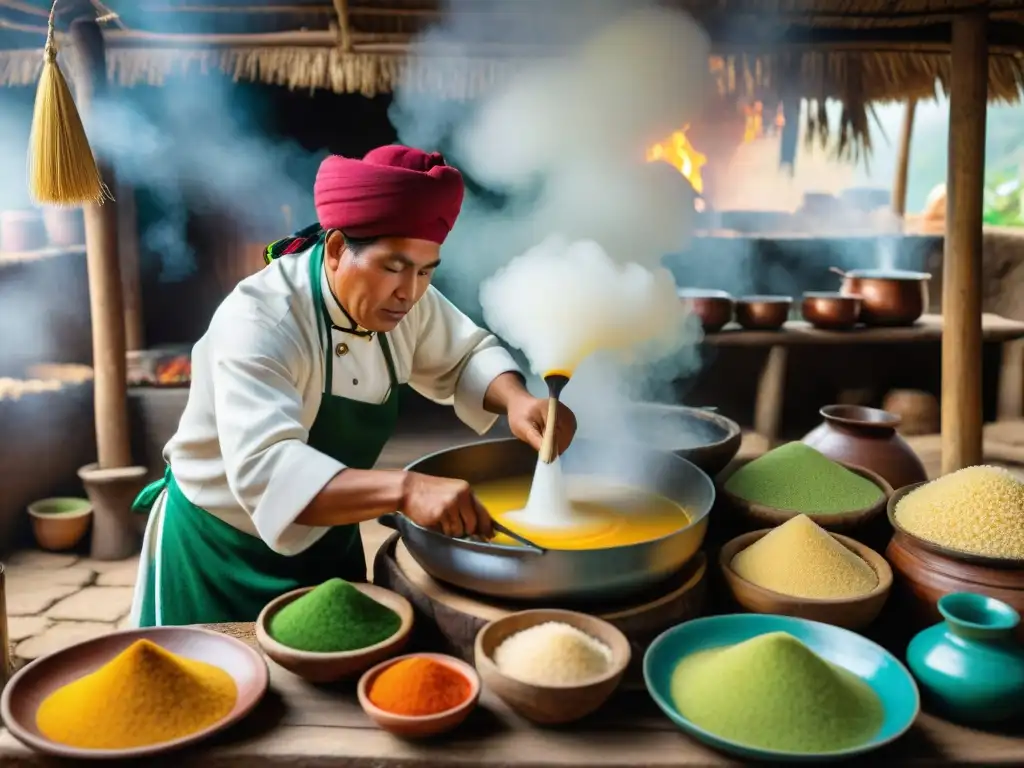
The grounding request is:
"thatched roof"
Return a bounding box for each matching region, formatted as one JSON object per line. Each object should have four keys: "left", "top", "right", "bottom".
{"left": 3, "top": 0, "right": 1024, "bottom": 108}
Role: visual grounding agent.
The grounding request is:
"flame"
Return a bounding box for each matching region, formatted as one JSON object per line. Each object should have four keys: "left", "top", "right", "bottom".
{"left": 646, "top": 125, "right": 707, "bottom": 194}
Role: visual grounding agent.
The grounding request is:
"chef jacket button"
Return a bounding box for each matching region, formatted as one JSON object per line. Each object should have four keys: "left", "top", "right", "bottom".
{"left": 335, "top": 342, "right": 349, "bottom": 357}
{"left": 352, "top": 378, "right": 359, "bottom": 385}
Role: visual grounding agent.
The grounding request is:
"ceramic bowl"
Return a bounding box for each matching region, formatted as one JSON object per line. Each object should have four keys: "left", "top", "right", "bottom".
{"left": 719, "top": 459, "right": 893, "bottom": 534}
{"left": 27, "top": 497, "right": 92, "bottom": 551}
{"left": 255, "top": 583, "right": 414, "bottom": 683}
{"left": 357, "top": 652, "right": 480, "bottom": 738}
{"left": 474, "top": 609, "right": 631, "bottom": 725}
{"left": 887, "top": 482, "right": 1024, "bottom": 568}
{"left": 719, "top": 529, "right": 893, "bottom": 630}
{"left": 0, "top": 626, "right": 268, "bottom": 759}
{"left": 644, "top": 614, "right": 920, "bottom": 762}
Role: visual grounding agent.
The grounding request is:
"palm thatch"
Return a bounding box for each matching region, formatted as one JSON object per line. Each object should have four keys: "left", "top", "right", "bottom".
{"left": 3, "top": 0, "right": 1024, "bottom": 154}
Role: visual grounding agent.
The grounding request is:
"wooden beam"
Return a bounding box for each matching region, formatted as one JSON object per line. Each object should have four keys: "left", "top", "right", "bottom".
{"left": 116, "top": 181, "right": 144, "bottom": 352}
{"left": 892, "top": 98, "right": 917, "bottom": 217}
{"left": 70, "top": 18, "right": 132, "bottom": 470}
{"left": 331, "top": 0, "right": 350, "bottom": 52}
{"left": 941, "top": 11, "right": 988, "bottom": 475}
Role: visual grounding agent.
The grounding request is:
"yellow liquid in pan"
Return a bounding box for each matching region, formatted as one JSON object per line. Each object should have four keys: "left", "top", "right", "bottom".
{"left": 471, "top": 474, "right": 691, "bottom": 551}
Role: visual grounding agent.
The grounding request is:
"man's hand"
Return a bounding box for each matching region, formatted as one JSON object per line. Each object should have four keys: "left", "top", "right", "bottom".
{"left": 400, "top": 472, "right": 494, "bottom": 539}
{"left": 506, "top": 393, "right": 577, "bottom": 459}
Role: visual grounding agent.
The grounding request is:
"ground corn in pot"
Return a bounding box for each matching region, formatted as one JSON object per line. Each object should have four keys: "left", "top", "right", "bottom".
{"left": 35, "top": 639, "right": 237, "bottom": 750}
{"left": 493, "top": 621, "right": 613, "bottom": 686}
{"left": 894, "top": 465, "right": 1024, "bottom": 559}
{"left": 670, "top": 632, "right": 883, "bottom": 753}
{"left": 725, "top": 442, "right": 883, "bottom": 514}
{"left": 367, "top": 657, "right": 471, "bottom": 716}
{"left": 731, "top": 515, "right": 879, "bottom": 599}
{"left": 268, "top": 578, "right": 402, "bottom": 653}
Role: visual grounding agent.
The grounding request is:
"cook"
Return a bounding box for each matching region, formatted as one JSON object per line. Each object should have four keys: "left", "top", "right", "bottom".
{"left": 130, "top": 145, "right": 577, "bottom": 627}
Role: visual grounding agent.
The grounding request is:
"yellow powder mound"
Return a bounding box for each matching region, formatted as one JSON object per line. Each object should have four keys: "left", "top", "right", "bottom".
{"left": 731, "top": 515, "right": 879, "bottom": 599}
{"left": 894, "top": 465, "right": 1024, "bottom": 559}
{"left": 36, "top": 639, "right": 237, "bottom": 750}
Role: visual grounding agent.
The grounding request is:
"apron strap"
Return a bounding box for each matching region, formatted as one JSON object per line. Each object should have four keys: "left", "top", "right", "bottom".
{"left": 307, "top": 235, "right": 401, "bottom": 403}
{"left": 132, "top": 465, "right": 171, "bottom": 514}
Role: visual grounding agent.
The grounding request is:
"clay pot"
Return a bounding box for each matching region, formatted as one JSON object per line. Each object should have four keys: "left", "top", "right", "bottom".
{"left": 802, "top": 404, "right": 928, "bottom": 490}
{"left": 41, "top": 208, "right": 85, "bottom": 249}
{"left": 0, "top": 210, "right": 47, "bottom": 254}
{"left": 886, "top": 533, "right": 1024, "bottom": 645}
{"left": 77, "top": 464, "right": 148, "bottom": 561}
{"left": 27, "top": 498, "right": 92, "bottom": 551}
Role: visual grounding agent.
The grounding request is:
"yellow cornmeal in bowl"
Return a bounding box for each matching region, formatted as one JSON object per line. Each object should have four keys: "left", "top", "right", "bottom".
{"left": 35, "top": 639, "right": 237, "bottom": 750}
{"left": 894, "top": 465, "right": 1024, "bottom": 559}
{"left": 730, "top": 515, "right": 878, "bottom": 599}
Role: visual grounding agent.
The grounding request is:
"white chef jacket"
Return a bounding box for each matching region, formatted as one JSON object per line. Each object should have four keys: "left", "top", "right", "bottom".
{"left": 160, "top": 244, "right": 521, "bottom": 556}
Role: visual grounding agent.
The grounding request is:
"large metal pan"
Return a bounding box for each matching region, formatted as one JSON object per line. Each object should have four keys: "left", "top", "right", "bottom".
{"left": 378, "top": 437, "right": 715, "bottom": 603}
{"left": 615, "top": 403, "right": 741, "bottom": 478}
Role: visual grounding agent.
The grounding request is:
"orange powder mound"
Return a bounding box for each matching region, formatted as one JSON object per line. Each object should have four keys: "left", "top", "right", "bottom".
{"left": 368, "top": 657, "right": 471, "bottom": 716}
{"left": 36, "top": 639, "right": 237, "bottom": 750}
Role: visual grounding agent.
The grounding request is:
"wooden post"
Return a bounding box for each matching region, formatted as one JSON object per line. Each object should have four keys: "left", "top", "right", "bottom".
{"left": 70, "top": 20, "right": 132, "bottom": 469}
{"left": 116, "top": 182, "right": 145, "bottom": 352}
{"left": 892, "top": 98, "right": 917, "bottom": 218}
{"left": 941, "top": 12, "right": 987, "bottom": 474}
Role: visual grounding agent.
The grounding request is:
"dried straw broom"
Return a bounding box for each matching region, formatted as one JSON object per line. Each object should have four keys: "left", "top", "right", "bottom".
{"left": 28, "top": 0, "right": 111, "bottom": 206}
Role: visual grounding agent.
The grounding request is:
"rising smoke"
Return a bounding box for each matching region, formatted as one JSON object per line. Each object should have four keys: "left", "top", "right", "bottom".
{"left": 84, "top": 78, "right": 322, "bottom": 282}
{"left": 390, "top": 3, "right": 712, "bottom": 431}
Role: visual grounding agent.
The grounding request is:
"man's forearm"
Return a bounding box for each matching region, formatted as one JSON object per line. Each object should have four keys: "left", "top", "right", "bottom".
{"left": 483, "top": 371, "right": 530, "bottom": 414}
{"left": 295, "top": 468, "right": 407, "bottom": 526}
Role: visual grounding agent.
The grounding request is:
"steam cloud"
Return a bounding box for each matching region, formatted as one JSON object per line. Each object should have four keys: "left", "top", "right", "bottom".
{"left": 480, "top": 235, "right": 690, "bottom": 377}
{"left": 390, "top": 3, "right": 711, "bottom": 411}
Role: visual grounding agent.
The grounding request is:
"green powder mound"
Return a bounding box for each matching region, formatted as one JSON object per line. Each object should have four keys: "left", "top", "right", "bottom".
{"left": 724, "top": 442, "right": 883, "bottom": 514}
{"left": 268, "top": 579, "right": 402, "bottom": 653}
{"left": 670, "top": 632, "right": 884, "bottom": 753}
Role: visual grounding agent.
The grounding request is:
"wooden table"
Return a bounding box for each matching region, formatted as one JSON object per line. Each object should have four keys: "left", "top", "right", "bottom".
{"left": 2, "top": 623, "right": 1023, "bottom": 767}
{"left": 704, "top": 313, "right": 1024, "bottom": 446}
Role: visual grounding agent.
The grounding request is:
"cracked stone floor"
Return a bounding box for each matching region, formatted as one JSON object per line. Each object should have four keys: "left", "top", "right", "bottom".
{"left": 4, "top": 520, "right": 395, "bottom": 669}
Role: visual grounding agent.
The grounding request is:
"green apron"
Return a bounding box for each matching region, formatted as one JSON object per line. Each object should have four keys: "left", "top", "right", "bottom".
{"left": 133, "top": 239, "right": 400, "bottom": 626}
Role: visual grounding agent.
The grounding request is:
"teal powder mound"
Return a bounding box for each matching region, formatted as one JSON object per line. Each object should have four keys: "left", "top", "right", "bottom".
{"left": 670, "top": 632, "right": 884, "bottom": 753}
{"left": 724, "top": 442, "right": 883, "bottom": 514}
{"left": 268, "top": 579, "right": 401, "bottom": 653}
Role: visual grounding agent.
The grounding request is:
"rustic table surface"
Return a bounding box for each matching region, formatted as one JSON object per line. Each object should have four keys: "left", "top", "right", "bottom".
{"left": 703, "top": 313, "right": 1024, "bottom": 346}
{"left": 2, "top": 622, "right": 1024, "bottom": 766}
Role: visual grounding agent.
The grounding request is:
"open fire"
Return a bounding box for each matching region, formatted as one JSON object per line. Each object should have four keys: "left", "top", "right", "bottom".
{"left": 646, "top": 126, "right": 707, "bottom": 194}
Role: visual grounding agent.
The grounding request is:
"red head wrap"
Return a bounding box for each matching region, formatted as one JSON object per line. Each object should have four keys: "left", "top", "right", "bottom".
{"left": 313, "top": 145, "right": 465, "bottom": 245}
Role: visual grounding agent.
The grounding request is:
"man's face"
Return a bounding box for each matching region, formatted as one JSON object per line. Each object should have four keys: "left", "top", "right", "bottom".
{"left": 324, "top": 230, "right": 441, "bottom": 332}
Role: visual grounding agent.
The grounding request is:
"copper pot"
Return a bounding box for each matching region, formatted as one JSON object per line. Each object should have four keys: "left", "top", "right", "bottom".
{"left": 801, "top": 292, "right": 862, "bottom": 331}
{"left": 678, "top": 288, "right": 733, "bottom": 333}
{"left": 802, "top": 404, "right": 928, "bottom": 490}
{"left": 734, "top": 295, "right": 791, "bottom": 331}
{"left": 832, "top": 268, "right": 930, "bottom": 327}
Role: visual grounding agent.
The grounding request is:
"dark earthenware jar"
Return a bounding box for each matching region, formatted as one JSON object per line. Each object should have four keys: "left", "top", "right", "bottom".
{"left": 802, "top": 404, "right": 928, "bottom": 490}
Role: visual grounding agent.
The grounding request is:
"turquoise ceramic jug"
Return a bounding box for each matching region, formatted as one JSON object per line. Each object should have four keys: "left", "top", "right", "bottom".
{"left": 906, "top": 592, "right": 1024, "bottom": 724}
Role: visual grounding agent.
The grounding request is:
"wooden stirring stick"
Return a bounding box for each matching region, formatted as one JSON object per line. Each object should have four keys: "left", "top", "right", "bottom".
{"left": 539, "top": 373, "right": 569, "bottom": 463}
